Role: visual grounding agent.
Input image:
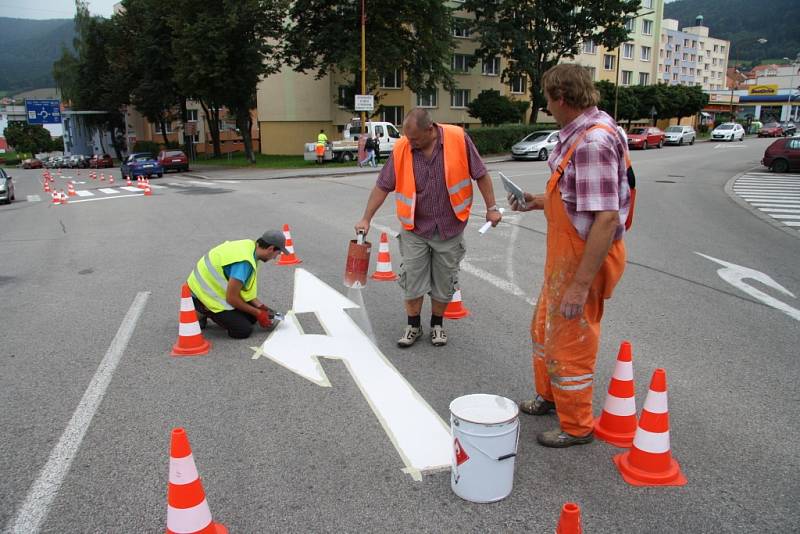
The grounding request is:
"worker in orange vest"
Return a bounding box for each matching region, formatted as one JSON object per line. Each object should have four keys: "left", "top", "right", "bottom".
{"left": 508, "top": 64, "right": 630, "bottom": 448}
{"left": 355, "top": 108, "right": 502, "bottom": 348}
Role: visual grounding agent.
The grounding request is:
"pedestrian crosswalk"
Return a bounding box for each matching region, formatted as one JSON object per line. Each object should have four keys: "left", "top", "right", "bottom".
{"left": 733, "top": 172, "right": 800, "bottom": 231}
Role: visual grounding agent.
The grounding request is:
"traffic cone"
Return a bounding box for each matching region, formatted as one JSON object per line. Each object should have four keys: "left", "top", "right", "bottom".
{"left": 43, "top": 181, "right": 51, "bottom": 193}
{"left": 444, "top": 288, "right": 470, "bottom": 319}
{"left": 108, "top": 175, "right": 114, "bottom": 184}
{"left": 144, "top": 180, "right": 152, "bottom": 196}
{"left": 59, "top": 190, "right": 68, "bottom": 205}
{"left": 594, "top": 341, "right": 638, "bottom": 448}
{"left": 371, "top": 232, "right": 398, "bottom": 281}
{"left": 51, "top": 191, "right": 60, "bottom": 205}
{"left": 138, "top": 176, "right": 146, "bottom": 189}
{"left": 67, "top": 183, "right": 76, "bottom": 197}
{"left": 555, "top": 502, "right": 582, "bottom": 534}
{"left": 166, "top": 428, "right": 227, "bottom": 534}
{"left": 99, "top": 173, "right": 105, "bottom": 181}
{"left": 614, "top": 368, "right": 687, "bottom": 486}
{"left": 171, "top": 284, "right": 211, "bottom": 356}
{"left": 126, "top": 175, "right": 132, "bottom": 186}
{"left": 277, "top": 224, "right": 302, "bottom": 265}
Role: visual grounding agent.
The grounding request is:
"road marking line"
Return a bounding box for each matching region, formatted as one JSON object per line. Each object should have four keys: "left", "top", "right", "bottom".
{"left": 68, "top": 193, "right": 144, "bottom": 204}
{"left": 149, "top": 184, "right": 166, "bottom": 189}
{"left": 74, "top": 190, "right": 94, "bottom": 197}
{"left": 26, "top": 195, "right": 41, "bottom": 202}
{"left": 98, "top": 188, "right": 118, "bottom": 194}
{"left": 461, "top": 261, "right": 534, "bottom": 305}
{"left": 766, "top": 213, "right": 800, "bottom": 220}
{"left": 187, "top": 180, "right": 212, "bottom": 186}
{"left": 215, "top": 180, "right": 240, "bottom": 183}
{"left": 3, "top": 292, "right": 149, "bottom": 534}
{"left": 750, "top": 202, "right": 800, "bottom": 207}
{"left": 784, "top": 221, "right": 800, "bottom": 227}
{"left": 168, "top": 182, "right": 187, "bottom": 187}
{"left": 759, "top": 208, "right": 800, "bottom": 213}
{"left": 120, "top": 186, "right": 140, "bottom": 192}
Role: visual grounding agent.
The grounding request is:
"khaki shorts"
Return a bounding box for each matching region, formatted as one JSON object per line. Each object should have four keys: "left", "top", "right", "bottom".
{"left": 397, "top": 229, "right": 466, "bottom": 302}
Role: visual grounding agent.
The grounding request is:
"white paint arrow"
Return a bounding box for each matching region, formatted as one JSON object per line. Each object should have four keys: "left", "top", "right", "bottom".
{"left": 256, "top": 269, "right": 452, "bottom": 480}
{"left": 696, "top": 252, "right": 800, "bottom": 322}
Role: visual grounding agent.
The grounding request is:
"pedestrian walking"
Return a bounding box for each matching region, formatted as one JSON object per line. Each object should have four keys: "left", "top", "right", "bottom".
{"left": 355, "top": 108, "right": 502, "bottom": 348}
{"left": 359, "top": 134, "right": 377, "bottom": 167}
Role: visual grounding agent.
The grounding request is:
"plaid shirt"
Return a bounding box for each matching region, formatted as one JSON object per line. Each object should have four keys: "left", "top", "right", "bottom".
{"left": 376, "top": 125, "right": 488, "bottom": 240}
{"left": 549, "top": 107, "right": 630, "bottom": 241}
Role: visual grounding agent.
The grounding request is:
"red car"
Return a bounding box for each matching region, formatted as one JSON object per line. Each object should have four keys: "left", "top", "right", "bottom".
{"left": 21, "top": 158, "right": 43, "bottom": 169}
{"left": 89, "top": 154, "right": 114, "bottom": 168}
{"left": 758, "top": 122, "right": 784, "bottom": 138}
{"left": 157, "top": 150, "right": 189, "bottom": 173}
{"left": 627, "top": 127, "right": 665, "bottom": 149}
{"left": 762, "top": 137, "right": 800, "bottom": 173}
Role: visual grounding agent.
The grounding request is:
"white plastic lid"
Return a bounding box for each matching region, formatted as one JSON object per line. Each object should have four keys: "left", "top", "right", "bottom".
{"left": 449, "top": 394, "right": 519, "bottom": 424}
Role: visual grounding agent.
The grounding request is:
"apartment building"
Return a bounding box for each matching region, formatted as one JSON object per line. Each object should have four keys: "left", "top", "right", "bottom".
{"left": 680, "top": 18, "right": 729, "bottom": 91}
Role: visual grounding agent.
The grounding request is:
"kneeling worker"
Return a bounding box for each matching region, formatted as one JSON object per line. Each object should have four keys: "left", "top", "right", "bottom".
{"left": 187, "top": 230, "right": 288, "bottom": 339}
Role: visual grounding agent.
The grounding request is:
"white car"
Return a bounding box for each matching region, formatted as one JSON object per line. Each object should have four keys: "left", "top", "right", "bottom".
{"left": 664, "top": 125, "right": 696, "bottom": 145}
{"left": 711, "top": 123, "right": 745, "bottom": 142}
{"left": 511, "top": 130, "right": 559, "bottom": 161}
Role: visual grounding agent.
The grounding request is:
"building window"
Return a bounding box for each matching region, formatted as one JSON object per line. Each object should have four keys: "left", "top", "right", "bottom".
{"left": 482, "top": 56, "right": 500, "bottom": 76}
{"left": 665, "top": 65, "right": 671, "bottom": 73}
{"left": 692, "top": 40, "right": 697, "bottom": 48}
{"left": 691, "top": 54, "right": 696, "bottom": 61}
{"left": 452, "top": 54, "right": 471, "bottom": 73}
{"left": 624, "top": 18, "right": 636, "bottom": 32}
{"left": 583, "top": 39, "right": 597, "bottom": 54}
{"left": 380, "top": 70, "right": 402, "bottom": 89}
{"left": 673, "top": 73, "right": 679, "bottom": 81}
{"left": 416, "top": 89, "right": 438, "bottom": 108}
{"left": 682, "top": 52, "right": 687, "bottom": 60}
{"left": 452, "top": 18, "right": 469, "bottom": 38}
{"left": 642, "top": 20, "right": 653, "bottom": 35}
{"left": 621, "top": 70, "right": 633, "bottom": 85}
{"left": 720, "top": 45, "right": 726, "bottom": 54}
{"left": 642, "top": 0, "right": 652, "bottom": 7}
{"left": 337, "top": 85, "right": 349, "bottom": 108}
{"left": 584, "top": 66, "right": 596, "bottom": 80}
{"left": 641, "top": 46, "right": 651, "bottom": 61}
{"left": 381, "top": 106, "right": 404, "bottom": 125}
{"left": 622, "top": 43, "right": 634, "bottom": 59}
{"left": 186, "top": 109, "right": 198, "bottom": 122}
{"left": 713, "top": 44, "right": 718, "bottom": 52}
{"left": 674, "top": 59, "right": 680, "bottom": 66}
{"left": 152, "top": 122, "right": 173, "bottom": 134}
{"left": 510, "top": 76, "right": 526, "bottom": 94}
{"left": 639, "top": 72, "right": 650, "bottom": 85}
{"left": 451, "top": 89, "right": 470, "bottom": 108}
{"left": 666, "top": 50, "right": 672, "bottom": 59}
{"left": 604, "top": 54, "right": 615, "bottom": 70}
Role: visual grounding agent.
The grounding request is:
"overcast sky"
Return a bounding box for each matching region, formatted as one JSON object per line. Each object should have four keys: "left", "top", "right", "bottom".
{"left": 0, "top": 0, "right": 117, "bottom": 20}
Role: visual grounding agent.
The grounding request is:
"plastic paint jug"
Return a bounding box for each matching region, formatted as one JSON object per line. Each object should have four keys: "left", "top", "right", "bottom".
{"left": 344, "top": 231, "right": 371, "bottom": 288}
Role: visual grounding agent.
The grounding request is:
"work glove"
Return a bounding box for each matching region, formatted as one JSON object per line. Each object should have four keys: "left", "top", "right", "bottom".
{"left": 257, "top": 309, "right": 274, "bottom": 330}
{"left": 257, "top": 303, "right": 277, "bottom": 320}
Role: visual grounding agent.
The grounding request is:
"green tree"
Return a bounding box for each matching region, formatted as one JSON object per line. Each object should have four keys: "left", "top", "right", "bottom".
{"left": 3, "top": 122, "right": 53, "bottom": 154}
{"left": 675, "top": 85, "right": 709, "bottom": 124}
{"left": 595, "top": 80, "right": 639, "bottom": 127}
{"left": 463, "top": 0, "right": 640, "bottom": 124}
{"left": 467, "top": 89, "right": 528, "bottom": 125}
{"left": 283, "top": 0, "right": 456, "bottom": 108}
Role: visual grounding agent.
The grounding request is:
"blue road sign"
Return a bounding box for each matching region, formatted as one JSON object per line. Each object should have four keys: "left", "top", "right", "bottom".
{"left": 25, "top": 100, "right": 62, "bottom": 125}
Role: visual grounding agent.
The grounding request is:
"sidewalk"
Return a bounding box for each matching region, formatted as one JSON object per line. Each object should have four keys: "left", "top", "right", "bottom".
{"left": 184, "top": 155, "right": 512, "bottom": 181}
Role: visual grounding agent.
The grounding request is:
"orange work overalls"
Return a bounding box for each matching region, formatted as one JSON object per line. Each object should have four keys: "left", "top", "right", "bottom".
{"left": 531, "top": 126, "right": 627, "bottom": 437}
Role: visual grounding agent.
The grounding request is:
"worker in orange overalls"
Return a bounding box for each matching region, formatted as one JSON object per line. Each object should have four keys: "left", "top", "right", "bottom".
{"left": 508, "top": 64, "right": 630, "bottom": 448}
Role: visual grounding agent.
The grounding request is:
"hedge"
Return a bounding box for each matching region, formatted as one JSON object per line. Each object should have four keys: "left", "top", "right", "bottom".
{"left": 467, "top": 123, "right": 554, "bottom": 155}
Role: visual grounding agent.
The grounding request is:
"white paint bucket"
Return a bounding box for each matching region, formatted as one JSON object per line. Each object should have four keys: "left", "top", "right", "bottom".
{"left": 449, "top": 394, "right": 520, "bottom": 503}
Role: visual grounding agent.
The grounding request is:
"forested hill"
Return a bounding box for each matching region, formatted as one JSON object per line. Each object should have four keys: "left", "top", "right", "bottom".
{"left": 664, "top": 0, "right": 799, "bottom": 63}
{"left": 0, "top": 18, "right": 75, "bottom": 95}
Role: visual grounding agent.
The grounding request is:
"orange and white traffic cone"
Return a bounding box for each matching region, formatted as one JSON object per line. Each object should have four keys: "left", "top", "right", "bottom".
{"left": 144, "top": 180, "right": 152, "bottom": 196}
{"left": 108, "top": 175, "right": 114, "bottom": 184}
{"left": 126, "top": 175, "right": 132, "bottom": 186}
{"left": 166, "top": 428, "right": 228, "bottom": 534}
{"left": 277, "top": 224, "right": 302, "bottom": 265}
{"left": 614, "top": 368, "right": 687, "bottom": 486}
{"left": 138, "top": 176, "right": 145, "bottom": 189}
{"left": 171, "top": 284, "right": 211, "bottom": 356}
{"left": 99, "top": 173, "right": 105, "bottom": 181}
{"left": 51, "top": 191, "right": 60, "bottom": 205}
{"left": 444, "top": 288, "right": 470, "bottom": 319}
{"left": 67, "top": 183, "right": 76, "bottom": 197}
{"left": 594, "top": 341, "right": 638, "bottom": 448}
{"left": 43, "top": 181, "right": 51, "bottom": 193}
{"left": 371, "top": 232, "right": 398, "bottom": 281}
{"left": 59, "top": 190, "right": 68, "bottom": 205}
{"left": 555, "top": 502, "right": 582, "bottom": 534}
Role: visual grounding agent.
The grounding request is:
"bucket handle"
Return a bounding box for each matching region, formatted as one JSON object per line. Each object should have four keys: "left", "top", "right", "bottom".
{"left": 356, "top": 230, "right": 365, "bottom": 245}
{"left": 458, "top": 424, "right": 520, "bottom": 462}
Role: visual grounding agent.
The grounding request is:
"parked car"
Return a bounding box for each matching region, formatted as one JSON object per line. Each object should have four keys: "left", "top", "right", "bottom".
{"left": 758, "top": 122, "right": 784, "bottom": 138}
{"left": 711, "top": 123, "right": 745, "bottom": 142}
{"left": 89, "top": 154, "right": 114, "bottom": 168}
{"left": 157, "top": 149, "right": 190, "bottom": 172}
{"left": 511, "top": 130, "right": 560, "bottom": 161}
{"left": 627, "top": 127, "right": 665, "bottom": 149}
{"left": 0, "top": 168, "right": 15, "bottom": 204}
{"left": 664, "top": 125, "right": 696, "bottom": 146}
{"left": 66, "top": 155, "right": 90, "bottom": 168}
{"left": 21, "top": 158, "right": 43, "bottom": 169}
{"left": 121, "top": 152, "right": 164, "bottom": 178}
{"left": 762, "top": 137, "right": 800, "bottom": 173}
{"left": 780, "top": 121, "right": 797, "bottom": 137}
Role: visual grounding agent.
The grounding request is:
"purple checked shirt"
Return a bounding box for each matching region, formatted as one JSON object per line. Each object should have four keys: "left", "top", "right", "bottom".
{"left": 548, "top": 107, "right": 630, "bottom": 241}
{"left": 376, "top": 125, "right": 488, "bottom": 240}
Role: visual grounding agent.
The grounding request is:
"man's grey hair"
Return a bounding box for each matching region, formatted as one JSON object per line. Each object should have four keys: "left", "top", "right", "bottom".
{"left": 404, "top": 108, "right": 433, "bottom": 130}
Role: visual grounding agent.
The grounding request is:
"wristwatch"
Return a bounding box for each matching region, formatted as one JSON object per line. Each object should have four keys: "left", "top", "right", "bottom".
{"left": 487, "top": 205, "right": 500, "bottom": 212}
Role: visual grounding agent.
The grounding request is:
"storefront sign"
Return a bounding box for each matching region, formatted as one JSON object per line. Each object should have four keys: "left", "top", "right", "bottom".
{"left": 748, "top": 85, "right": 778, "bottom": 96}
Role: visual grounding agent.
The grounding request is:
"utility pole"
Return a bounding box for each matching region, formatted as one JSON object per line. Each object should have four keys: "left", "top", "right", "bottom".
{"left": 360, "top": 0, "right": 366, "bottom": 135}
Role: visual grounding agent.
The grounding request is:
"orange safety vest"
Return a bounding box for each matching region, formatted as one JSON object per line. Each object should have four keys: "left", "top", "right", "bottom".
{"left": 392, "top": 124, "right": 472, "bottom": 230}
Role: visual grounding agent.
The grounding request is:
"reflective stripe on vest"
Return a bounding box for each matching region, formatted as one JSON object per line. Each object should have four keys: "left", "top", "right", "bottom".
{"left": 392, "top": 123, "right": 472, "bottom": 230}
{"left": 186, "top": 239, "right": 258, "bottom": 314}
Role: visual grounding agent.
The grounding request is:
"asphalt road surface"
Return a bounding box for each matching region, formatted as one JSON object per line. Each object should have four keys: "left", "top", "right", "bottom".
{"left": 1, "top": 137, "right": 798, "bottom": 533}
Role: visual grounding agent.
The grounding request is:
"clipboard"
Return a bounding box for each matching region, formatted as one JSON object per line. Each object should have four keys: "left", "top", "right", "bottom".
{"left": 499, "top": 172, "right": 526, "bottom": 210}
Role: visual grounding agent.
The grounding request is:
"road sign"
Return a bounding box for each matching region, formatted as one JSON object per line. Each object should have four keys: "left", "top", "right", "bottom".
{"left": 255, "top": 269, "right": 451, "bottom": 479}
{"left": 25, "top": 100, "right": 62, "bottom": 125}
{"left": 354, "top": 95, "right": 374, "bottom": 112}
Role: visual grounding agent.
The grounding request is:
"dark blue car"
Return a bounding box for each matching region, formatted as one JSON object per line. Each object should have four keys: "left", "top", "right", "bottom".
{"left": 121, "top": 152, "right": 164, "bottom": 178}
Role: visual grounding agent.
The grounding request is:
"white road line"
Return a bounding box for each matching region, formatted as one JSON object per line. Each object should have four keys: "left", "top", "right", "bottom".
{"left": 26, "top": 195, "right": 41, "bottom": 202}
{"left": 461, "top": 260, "right": 534, "bottom": 306}
{"left": 68, "top": 193, "right": 143, "bottom": 204}
{"left": 215, "top": 180, "right": 240, "bottom": 183}
{"left": 168, "top": 182, "right": 187, "bottom": 187}
{"left": 759, "top": 208, "right": 800, "bottom": 214}
{"left": 120, "top": 186, "right": 140, "bottom": 192}
{"left": 735, "top": 184, "right": 800, "bottom": 189}
{"left": 737, "top": 179, "right": 800, "bottom": 184}
{"left": 3, "top": 292, "right": 149, "bottom": 534}
{"left": 766, "top": 213, "right": 800, "bottom": 220}
{"left": 74, "top": 190, "right": 93, "bottom": 197}
{"left": 744, "top": 172, "right": 797, "bottom": 177}
{"left": 98, "top": 188, "right": 119, "bottom": 194}
{"left": 739, "top": 193, "right": 800, "bottom": 198}
{"left": 148, "top": 184, "right": 166, "bottom": 189}
{"left": 187, "top": 180, "right": 212, "bottom": 186}
{"left": 784, "top": 221, "right": 800, "bottom": 227}
{"left": 750, "top": 202, "right": 800, "bottom": 207}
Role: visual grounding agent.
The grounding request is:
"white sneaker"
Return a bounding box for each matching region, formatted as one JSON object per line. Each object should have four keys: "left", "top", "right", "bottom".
{"left": 397, "top": 325, "right": 422, "bottom": 348}
{"left": 431, "top": 325, "right": 447, "bottom": 346}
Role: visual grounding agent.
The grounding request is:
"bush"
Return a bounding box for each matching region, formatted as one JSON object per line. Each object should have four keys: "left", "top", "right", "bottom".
{"left": 467, "top": 123, "right": 554, "bottom": 155}
{"left": 132, "top": 141, "right": 160, "bottom": 157}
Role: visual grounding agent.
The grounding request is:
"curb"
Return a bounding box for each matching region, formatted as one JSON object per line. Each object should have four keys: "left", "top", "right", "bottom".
{"left": 724, "top": 167, "right": 800, "bottom": 240}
